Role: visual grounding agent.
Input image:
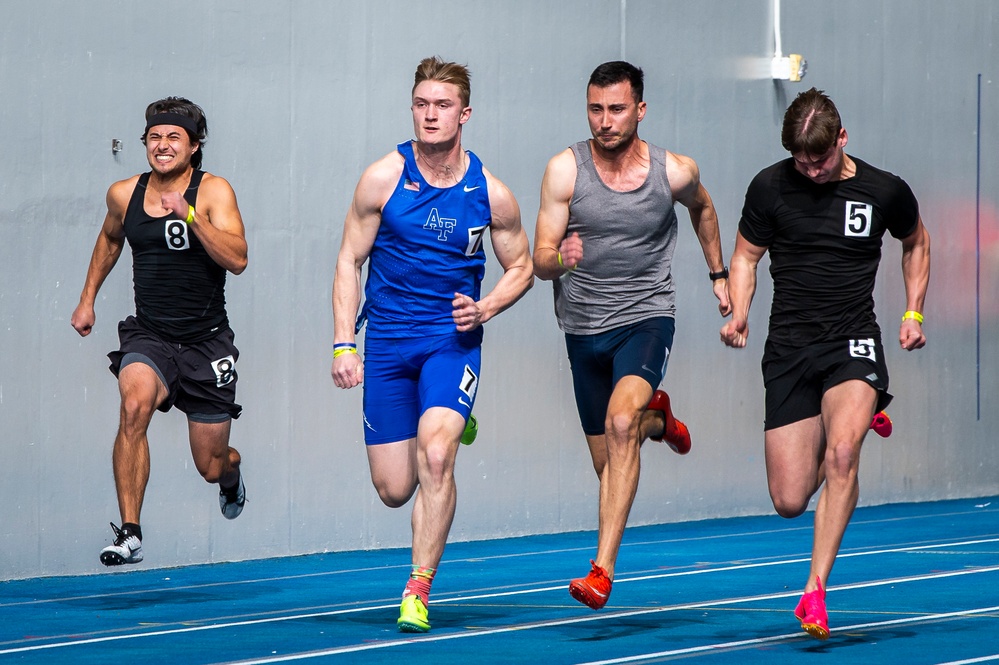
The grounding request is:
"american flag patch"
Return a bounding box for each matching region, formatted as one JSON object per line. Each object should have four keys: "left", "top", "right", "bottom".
{"left": 404, "top": 179, "right": 420, "bottom": 191}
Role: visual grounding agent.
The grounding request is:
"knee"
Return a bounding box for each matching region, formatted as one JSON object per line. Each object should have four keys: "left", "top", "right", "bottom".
{"left": 197, "top": 456, "right": 226, "bottom": 484}
{"left": 374, "top": 481, "right": 415, "bottom": 508}
{"left": 119, "top": 395, "right": 155, "bottom": 435}
{"left": 419, "top": 440, "right": 455, "bottom": 485}
{"left": 824, "top": 441, "right": 860, "bottom": 482}
{"left": 769, "top": 485, "right": 810, "bottom": 519}
{"left": 773, "top": 499, "right": 808, "bottom": 519}
{"left": 605, "top": 411, "right": 640, "bottom": 448}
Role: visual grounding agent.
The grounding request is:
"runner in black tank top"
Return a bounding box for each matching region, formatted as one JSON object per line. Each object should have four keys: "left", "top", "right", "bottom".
{"left": 123, "top": 170, "right": 229, "bottom": 343}
{"left": 71, "top": 97, "right": 250, "bottom": 568}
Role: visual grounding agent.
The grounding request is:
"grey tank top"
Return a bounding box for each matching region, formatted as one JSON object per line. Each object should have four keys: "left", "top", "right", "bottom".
{"left": 554, "top": 140, "right": 678, "bottom": 334}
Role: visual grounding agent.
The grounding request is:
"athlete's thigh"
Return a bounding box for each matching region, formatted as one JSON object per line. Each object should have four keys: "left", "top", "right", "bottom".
{"left": 565, "top": 332, "right": 614, "bottom": 436}
{"left": 187, "top": 418, "right": 233, "bottom": 473}
{"left": 821, "top": 379, "right": 878, "bottom": 448}
{"left": 764, "top": 415, "right": 824, "bottom": 506}
{"left": 366, "top": 437, "right": 419, "bottom": 503}
{"left": 819, "top": 337, "right": 893, "bottom": 415}
{"left": 110, "top": 316, "right": 178, "bottom": 413}
{"left": 610, "top": 316, "right": 675, "bottom": 391}
{"left": 362, "top": 338, "right": 422, "bottom": 445}
{"left": 117, "top": 360, "right": 170, "bottom": 417}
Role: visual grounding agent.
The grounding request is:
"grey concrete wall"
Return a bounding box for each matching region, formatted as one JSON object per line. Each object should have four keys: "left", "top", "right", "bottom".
{"left": 0, "top": 0, "right": 995, "bottom": 579}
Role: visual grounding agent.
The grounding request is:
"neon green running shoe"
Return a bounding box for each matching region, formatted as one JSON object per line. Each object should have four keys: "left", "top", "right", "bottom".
{"left": 460, "top": 414, "right": 478, "bottom": 445}
{"left": 397, "top": 594, "right": 431, "bottom": 632}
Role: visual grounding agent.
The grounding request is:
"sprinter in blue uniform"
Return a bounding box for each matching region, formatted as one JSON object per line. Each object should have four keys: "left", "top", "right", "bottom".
{"left": 331, "top": 57, "right": 533, "bottom": 633}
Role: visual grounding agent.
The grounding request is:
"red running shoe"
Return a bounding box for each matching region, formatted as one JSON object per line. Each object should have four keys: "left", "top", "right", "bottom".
{"left": 647, "top": 390, "right": 691, "bottom": 455}
{"left": 794, "top": 577, "right": 830, "bottom": 640}
{"left": 569, "top": 560, "right": 612, "bottom": 610}
{"left": 870, "top": 411, "right": 893, "bottom": 438}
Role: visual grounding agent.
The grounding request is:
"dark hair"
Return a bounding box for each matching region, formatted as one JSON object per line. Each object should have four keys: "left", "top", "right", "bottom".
{"left": 588, "top": 61, "right": 644, "bottom": 102}
{"left": 140, "top": 97, "right": 208, "bottom": 169}
{"left": 413, "top": 56, "right": 471, "bottom": 107}
{"left": 781, "top": 88, "right": 842, "bottom": 155}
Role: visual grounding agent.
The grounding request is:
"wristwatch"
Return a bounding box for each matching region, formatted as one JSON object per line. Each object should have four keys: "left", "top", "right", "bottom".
{"left": 709, "top": 267, "right": 729, "bottom": 281}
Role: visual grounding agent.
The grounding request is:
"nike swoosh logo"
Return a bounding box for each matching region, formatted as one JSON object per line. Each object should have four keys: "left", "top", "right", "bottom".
{"left": 463, "top": 185, "right": 480, "bottom": 192}
{"left": 458, "top": 397, "right": 470, "bottom": 408}
{"left": 591, "top": 589, "right": 608, "bottom": 598}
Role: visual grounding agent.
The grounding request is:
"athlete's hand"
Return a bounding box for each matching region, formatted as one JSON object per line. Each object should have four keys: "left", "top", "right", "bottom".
{"left": 160, "top": 191, "right": 190, "bottom": 220}
{"left": 713, "top": 278, "right": 732, "bottom": 317}
{"left": 331, "top": 352, "right": 364, "bottom": 389}
{"left": 453, "top": 293, "right": 484, "bottom": 332}
{"left": 720, "top": 317, "right": 748, "bottom": 348}
{"left": 558, "top": 232, "right": 583, "bottom": 270}
{"left": 899, "top": 319, "right": 926, "bottom": 351}
{"left": 71, "top": 302, "right": 96, "bottom": 337}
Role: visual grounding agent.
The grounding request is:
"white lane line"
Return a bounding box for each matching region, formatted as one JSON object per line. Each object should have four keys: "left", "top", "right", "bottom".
{"left": 4, "top": 564, "right": 999, "bottom": 659}
{"left": 5, "top": 506, "right": 995, "bottom": 609}
{"left": 576, "top": 605, "right": 999, "bottom": 665}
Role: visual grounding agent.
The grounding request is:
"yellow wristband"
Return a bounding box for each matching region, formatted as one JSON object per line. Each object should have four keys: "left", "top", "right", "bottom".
{"left": 185, "top": 205, "right": 196, "bottom": 224}
{"left": 557, "top": 251, "right": 575, "bottom": 271}
{"left": 333, "top": 346, "right": 358, "bottom": 359}
{"left": 902, "top": 310, "right": 924, "bottom": 324}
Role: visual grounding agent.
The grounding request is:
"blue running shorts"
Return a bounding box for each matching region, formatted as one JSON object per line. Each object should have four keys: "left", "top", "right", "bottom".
{"left": 564, "top": 317, "right": 675, "bottom": 436}
{"left": 362, "top": 331, "right": 481, "bottom": 445}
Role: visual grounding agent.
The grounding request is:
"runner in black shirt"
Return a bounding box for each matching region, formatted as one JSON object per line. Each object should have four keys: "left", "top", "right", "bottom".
{"left": 72, "top": 97, "right": 249, "bottom": 566}
{"left": 721, "top": 88, "right": 930, "bottom": 639}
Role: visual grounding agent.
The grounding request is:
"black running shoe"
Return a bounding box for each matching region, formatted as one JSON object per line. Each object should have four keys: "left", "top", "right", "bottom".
{"left": 219, "top": 473, "right": 245, "bottom": 520}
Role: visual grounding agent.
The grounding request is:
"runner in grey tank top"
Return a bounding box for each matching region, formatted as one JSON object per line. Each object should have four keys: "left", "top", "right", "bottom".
{"left": 555, "top": 140, "right": 678, "bottom": 334}
{"left": 533, "top": 61, "right": 731, "bottom": 614}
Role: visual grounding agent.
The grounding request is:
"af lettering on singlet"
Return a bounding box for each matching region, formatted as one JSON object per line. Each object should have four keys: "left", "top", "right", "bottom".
{"left": 165, "top": 218, "right": 191, "bottom": 250}
{"left": 844, "top": 201, "right": 875, "bottom": 238}
{"left": 211, "top": 355, "right": 236, "bottom": 387}
{"left": 424, "top": 208, "right": 488, "bottom": 257}
{"left": 849, "top": 338, "right": 876, "bottom": 361}
{"left": 424, "top": 208, "right": 456, "bottom": 241}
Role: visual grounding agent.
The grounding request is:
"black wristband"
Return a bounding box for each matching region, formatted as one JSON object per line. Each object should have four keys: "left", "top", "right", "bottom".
{"left": 709, "top": 267, "right": 729, "bottom": 281}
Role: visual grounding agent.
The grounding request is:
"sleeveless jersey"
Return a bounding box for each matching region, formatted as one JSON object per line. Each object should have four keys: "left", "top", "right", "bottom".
{"left": 739, "top": 156, "right": 919, "bottom": 346}
{"left": 359, "top": 141, "right": 490, "bottom": 339}
{"left": 123, "top": 170, "right": 229, "bottom": 343}
{"left": 554, "top": 140, "right": 679, "bottom": 334}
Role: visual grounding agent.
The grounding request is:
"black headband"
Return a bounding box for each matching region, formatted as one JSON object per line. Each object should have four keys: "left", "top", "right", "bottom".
{"left": 144, "top": 112, "right": 199, "bottom": 136}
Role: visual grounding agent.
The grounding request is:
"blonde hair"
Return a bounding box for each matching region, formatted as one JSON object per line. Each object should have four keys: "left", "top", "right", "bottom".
{"left": 413, "top": 56, "right": 471, "bottom": 107}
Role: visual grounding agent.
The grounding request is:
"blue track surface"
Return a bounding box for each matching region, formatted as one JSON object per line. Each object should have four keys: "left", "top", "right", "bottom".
{"left": 2, "top": 497, "right": 998, "bottom": 664}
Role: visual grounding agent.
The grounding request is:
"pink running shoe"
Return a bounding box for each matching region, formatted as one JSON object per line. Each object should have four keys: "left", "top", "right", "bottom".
{"left": 569, "top": 560, "right": 612, "bottom": 610}
{"left": 870, "top": 411, "right": 893, "bottom": 438}
{"left": 647, "top": 390, "right": 691, "bottom": 455}
{"left": 794, "top": 577, "right": 830, "bottom": 640}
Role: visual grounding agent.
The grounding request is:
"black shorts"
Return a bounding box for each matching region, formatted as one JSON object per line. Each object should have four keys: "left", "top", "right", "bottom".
{"left": 108, "top": 316, "right": 242, "bottom": 423}
{"left": 761, "top": 336, "right": 892, "bottom": 431}
{"left": 565, "top": 317, "right": 675, "bottom": 436}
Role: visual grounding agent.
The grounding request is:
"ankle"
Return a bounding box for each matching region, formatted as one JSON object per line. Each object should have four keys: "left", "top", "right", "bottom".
{"left": 404, "top": 565, "right": 436, "bottom": 606}
{"left": 121, "top": 522, "right": 142, "bottom": 541}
